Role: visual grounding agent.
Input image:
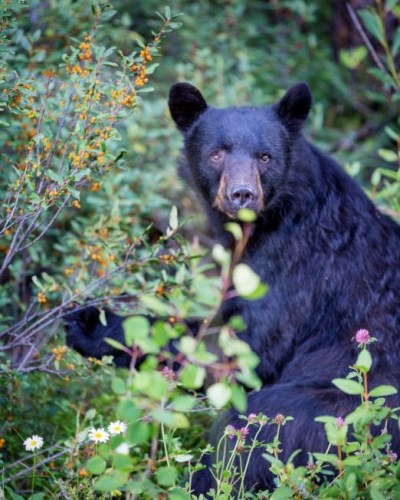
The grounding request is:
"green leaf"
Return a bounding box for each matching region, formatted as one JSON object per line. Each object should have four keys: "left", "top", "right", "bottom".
{"left": 370, "top": 488, "right": 386, "bottom": 500}
{"left": 172, "top": 395, "right": 196, "bottom": 412}
{"left": 70, "top": 188, "right": 80, "bottom": 200}
{"left": 99, "top": 309, "right": 107, "bottom": 326}
{"left": 346, "top": 406, "right": 375, "bottom": 426}
{"left": 29, "top": 193, "right": 41, "bottom": 205}
{"left": 85, "top": 409, "right": 96, "bottom": 421}
{"left": 47, "top": 169, "right": 62, "bottom": 183}
{"left": 117, "top": 399, "right": 139, "bottom": 422}
{"left": 324, "top": 421, "right": 348, "bottom": 446}
{"left": 332, "top": 378, "right": 364, "bottom": 395}
{"left": 237, "top": 208, "right": 257, "bottom": 222}
{"left": 313, "top": 452, "right": 339, "bottom": 466}
{"left": 378, "top": 168, "right": 400, "bottom": 181}
{"left": 140, "top": 295, "right": 170, "bottom": 315}
{"left": 180, "top": 364, "right": 205, "bottom": 389}
{"left": 224, "top": 222, "right": 243, "bottom": 241}
{"left": 172, "top": 412, "right": 190, "bottom": 429}
{"left": 358, "top": 9, "right": 384, "bottom": 44}
{"left": 100, "top": 9, "right": 117, "bottom": 22}
{"left": 385, "top": 126, "right": 399, "bottom": 141}
{"left": 355, "top": 349, "right": 372, "bottom": 373}
{"left": 132, "top": 372, "right": 168, "bottom": 399}
{"left": 112, "top": 376, "right": 126, "bottom": 395}
{"left": 231, "top": 384, "right": 247, "bottom": 413}
{"left": 163, "top": 6, "right": 171, "bottom": 20}
{"left": 74, "top": 168, "right": 91, "bottom": 181}
{"left": 386, "top": 0, "right": 399, "bottom": 11}
{"left": 212, "top": 243, "right": 231, "bottom": 265}
{"left": 174, "top": 454, "right": 194, "bottom": 463}
{"left": 392, "top": 27, "right": 400, "bottom": 57}
{"left": 113, "top": 454, "right": 133, "bottom": 472}
{"left": 232, "top": 263, "right": 262, "bottom": 297}
{"left": 339, "top": 46, "right": 367, "bottom": 69}
{"left": 86, "top": 456, "right": 106, "bottom": 475}
{"left": 175, "top": 265, "right": 186, "bottom": 284}
{"left": 179, "top": 336, "right": 197, "bottom": 356}
{"left": 369, "top": 384, "right": 398, "bottom": 397}
{"left": 168, "top": 488, "right": 190, "bottom": 500}
{"left": 152, "top": 409, "right": 176, "bottom": 426}
{"left": 244, "top": 282, "right": 268, "bottom": 300}
{"left": 270, "top": 486, "right": 293, "bottom": 500}
{"left": 169, "top": 205, "right": 178, "bottom": 231}
{"left": 206, "top": 382, "right": 232, "bottom": 409}
{"left": 262, "top": 454, "right": 284, "bottom": 468}
{"left": 371, "top": 433, "right": 392, "bottom": 449}
{"left": 396, "top": 461, "right": 400, "bottom": 479}
{"left": 343, "top": 456, "right": 361, "bottom": 467}
{"left": 345, "top": 472, "right": 358, "bottom": 497}
{"left": 77, "top": 429, "right": 88, "bottom": 443}
{"left": 126, "top": 422, "right": 149, "bottom": 445}
{"left": 104, "top": 337, "right": 126, "bottom": 351}
{"left": 123, "top": 316, "right": 150, "bottom": 346}
{"left": 168, "top": 22, "right": 182, "bottom": 30}
{"left": 156, "top": 465, "right": 178, "bottom": 487}
{"left": 95, "top": 472, "right": 128, "bottom": 491}
{"left": 32, "top": 133, "right": 44, "bottom": 144}
{"left": 371, "top": 169, "right": 381, "bottom": 186}
{"left": 378, "top": 148, "right": 398, "bottom": 163}
{"left": 31, "top": 276, "right": 43, "bottom": 290}
{"left": 343, "top": 441, "right": 361, "bottom": 453}
{"left": 314, "top": 416, "right": 338, "bottom": 424}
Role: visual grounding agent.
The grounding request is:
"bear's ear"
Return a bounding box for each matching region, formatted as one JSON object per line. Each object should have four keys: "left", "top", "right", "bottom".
{"left": 168, "top": 83, "right": 208, "bottom": 132}
{"left": 275, "top": 82, "right": 312, "bottom": 133}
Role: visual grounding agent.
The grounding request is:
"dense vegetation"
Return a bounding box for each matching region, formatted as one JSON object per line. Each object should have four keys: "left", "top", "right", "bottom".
{"left": 0, "top": 0, "right": 399, "bottom": 498}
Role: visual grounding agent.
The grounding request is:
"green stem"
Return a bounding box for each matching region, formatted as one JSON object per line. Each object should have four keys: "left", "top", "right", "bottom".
{"left": 214, "top": 432, "right": 227, "bottom": 495}
{"left": 375, "top": 0, "right": 400, "bottom": 87}
{"left": 160, "top": 395, "right": 171, "bottom": 470}
{"left": 238, "top": 424, "right": 264, "bottom": 496}
{"left": 31, "top": 452, "right": 37, "bottom": 494}
{"left": 274, "top": 424, "right": 282, "bottom": 459}
{"left": 160, "top": 421, "right": 170, "bottom": 468}
{"left": 216, "top": 431, "right": 242, "bottom": 495}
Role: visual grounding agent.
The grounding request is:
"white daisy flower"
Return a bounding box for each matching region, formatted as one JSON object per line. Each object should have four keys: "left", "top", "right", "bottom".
{"left": 88, "top": 427, "right": 110, "bottom": 443}
{"left": 107, "top": 421, "right": 127, "bottom": 436}
{"left": 23, "top": 435, "right": 44, "bottom": 451}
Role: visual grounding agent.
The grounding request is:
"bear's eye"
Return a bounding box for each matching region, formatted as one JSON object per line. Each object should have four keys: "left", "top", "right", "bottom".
{"left": 210, "top": 150, "right": 225, "bottom": 163}
{"left": 260, "top": 153, "right": 270, "bottom": 163}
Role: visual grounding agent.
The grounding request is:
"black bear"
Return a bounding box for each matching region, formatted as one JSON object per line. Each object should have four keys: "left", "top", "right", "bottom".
{"left": 66, "top": 82, "right": 400, "bottom": 493}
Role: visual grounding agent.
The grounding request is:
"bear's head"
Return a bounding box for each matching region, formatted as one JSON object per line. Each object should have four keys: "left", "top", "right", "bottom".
{"left": 168, "top": 82, "right": 312, "bottom": 221}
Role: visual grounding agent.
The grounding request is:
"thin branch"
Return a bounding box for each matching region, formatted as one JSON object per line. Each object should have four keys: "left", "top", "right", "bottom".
{"left": 18, "top": 197, "right": 71, "bottom": 253}
{"left": 3, "top": 447, "right": 69, "bottom": 483}
{"left": 0, "top": 222, "right": 24, "bottom": 279}
{"left": 346, "top": 3, "right": 389, "bottom": 77}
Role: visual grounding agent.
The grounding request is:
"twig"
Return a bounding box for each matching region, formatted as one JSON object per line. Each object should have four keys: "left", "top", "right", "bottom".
{"left": 3, "top": 448, "right": 69, "bottom": 483}
{"left": 346, "top": 3, "right": 389, "bottom": 77}
{"left": 17, "top": 197, "right": 71, "bottom": 253}
{"left": 55, "top": 479, "right": 72, "bottom": 500}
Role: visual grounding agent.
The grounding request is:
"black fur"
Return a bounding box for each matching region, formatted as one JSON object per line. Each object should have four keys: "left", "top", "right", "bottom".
{"left": 66, "top": 83, "right": 400, "bottom": 494}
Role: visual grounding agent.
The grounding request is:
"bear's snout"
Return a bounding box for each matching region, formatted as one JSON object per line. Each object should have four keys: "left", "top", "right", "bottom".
{"left": 214, "top": 170, "right": 264, "bottom": 218}
{"left": 229, "top": 184, "right": 257, "bottom": 209}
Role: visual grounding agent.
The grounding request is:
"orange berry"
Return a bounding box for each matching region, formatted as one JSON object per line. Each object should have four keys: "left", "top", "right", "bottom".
{"left": 37, "top": 292, "right": 47, "bottom": 304}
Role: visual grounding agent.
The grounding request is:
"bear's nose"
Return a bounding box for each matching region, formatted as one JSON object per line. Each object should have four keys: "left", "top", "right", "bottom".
{"left": 229, "top": 185, "right": 256, "bottom": 208}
